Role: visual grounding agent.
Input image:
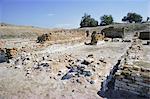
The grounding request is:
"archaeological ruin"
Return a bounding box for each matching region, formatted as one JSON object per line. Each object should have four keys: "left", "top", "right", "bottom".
{"left": 114, "top": 38, "right": 150, "bottom": 97}
{"left": 0, "top": 23, "right": 150, "bottom": 99}
{"left": 139, "top": 31, "right": 150, "bottom": 40}
{"left": 101, "top": 26, "right": 125, "bottom": 38}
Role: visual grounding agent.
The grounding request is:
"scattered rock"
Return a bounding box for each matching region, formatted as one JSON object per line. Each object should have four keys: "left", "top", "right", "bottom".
{"left": 68, "top": 59, "right": 73, "bottom": 62}
{"left": 66, "top": 65, "right": 71, "bottom": 69}
{"left": 81, "top": 71, "right": 92, "bottom": 77}
{"left": 92, "top": 68, "right": 96, "bottom": 72}
{"left": 69, "top": 66, "right": 78, "bottom": 72}
{"left": 99, "top": 57, "right": 106, "bottom": 64}
{"left": 87, "top": 54, "right": 93, "bottom": 58}
{"left": 72, "top": 90, "right": 75, "bottom": 92}
{"left": 15, "top": 65, "right": 22, "bottom": 69}
{"left": 40, "top": 63, "right": 49, "bottom": 67}
{"left": 76, "top": 79, "right": 82, "bottom": 84}
{"left": 57, "top": 73, "right": 61, "bottom": 76}
{"left": 122, "top": 39, "right": 131, "bottom": 42}
{"left": 61, "top": 73, "right": 74, "bottom": 80}
{"left": 90, "top": 80, "right": 95, "bottom": 84}
{"left": 81, "top": 60, "right": 90, "bottom": 65}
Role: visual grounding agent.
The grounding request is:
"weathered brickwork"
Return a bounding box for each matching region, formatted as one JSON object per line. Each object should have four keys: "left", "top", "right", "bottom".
{"left": 114, "top": 38, "right": 150, "bottom": 97}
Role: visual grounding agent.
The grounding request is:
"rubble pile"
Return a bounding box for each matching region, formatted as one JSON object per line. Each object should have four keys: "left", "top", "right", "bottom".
{"left": 9, "top": 51, "right": 52, "bottom": 72}
{"left": 0, "top": 48, "right": 109, "bottom": 88}
{"left": 36, "top": 33, "right": 52, "bottom": 43}
{"left": 85, "top": 31, "right": 104, "bottom": 45}
{"left": 61, "top": 54, "right": 107, "bottom": 85}
{"left": 0, "top": 48, "right": 17, "bottom": 63}
{"left": 114, "top": 38, "right": 150, "bottom": 97}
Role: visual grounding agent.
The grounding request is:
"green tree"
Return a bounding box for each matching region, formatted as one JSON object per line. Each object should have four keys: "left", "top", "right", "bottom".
{"left": 100, "top": 15, "right": 113, "bottom": 26}
{"left": 122, "top": 13, "right": 142, "bottom": 23}
{"left": 80, "top": 13, "right": 98, "bottom": 28}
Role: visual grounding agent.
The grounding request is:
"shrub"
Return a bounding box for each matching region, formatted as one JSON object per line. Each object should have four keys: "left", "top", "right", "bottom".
{"left": 122, "top": 12, "right": 143, "bottom": 23}
{"left": 80, "top": 13, "right": 98, "bottom": 28}
{"left": 100, "top": 15, "right": 113, "bottom": 26}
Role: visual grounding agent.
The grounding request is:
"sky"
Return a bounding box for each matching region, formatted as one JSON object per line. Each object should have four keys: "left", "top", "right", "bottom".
{"left": 0, "top": 0, "right": 150, "bottom": 28}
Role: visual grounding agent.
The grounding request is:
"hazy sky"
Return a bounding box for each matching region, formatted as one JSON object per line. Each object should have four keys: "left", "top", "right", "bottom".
{"left": 0, "top": 0, "right": 150, "bottom": 28}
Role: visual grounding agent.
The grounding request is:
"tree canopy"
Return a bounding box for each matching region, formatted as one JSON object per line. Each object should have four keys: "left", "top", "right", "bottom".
{"left": 100, "top": 15, "right": 113, "bottom": 26}
{"left": 122, "top": 13, "right": 143, "bottom": 23}
{"left": 80, "top": 13, "right": 98, "bottom": 28}
{"left": 79, "top": 12, "right": 145, "bottom": 28}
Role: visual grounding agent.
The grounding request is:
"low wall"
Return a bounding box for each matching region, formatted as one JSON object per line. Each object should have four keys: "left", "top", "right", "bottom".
{"left": 115, "top": 65, "right": 150, "bottom": 97}
{"left": 101, "top": 27, "right": 124, "bottom": 38}
{"left": 114, "top": 39, "right": 150, "bottom": 97}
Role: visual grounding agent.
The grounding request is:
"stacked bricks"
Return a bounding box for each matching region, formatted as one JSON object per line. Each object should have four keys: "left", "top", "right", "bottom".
{"left": 114, "top": 38, "right": 150, "bottom": 97}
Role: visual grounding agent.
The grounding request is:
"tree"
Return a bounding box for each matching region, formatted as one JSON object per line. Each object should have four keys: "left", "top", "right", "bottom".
{"left": 80, "top": 13, "right": 98, "bottom": 28}
{"left": 122, "top": 13, "right": 143, "bottom": 23}
{"left": 100, "top": 15, "right": 113, "bottom": 26}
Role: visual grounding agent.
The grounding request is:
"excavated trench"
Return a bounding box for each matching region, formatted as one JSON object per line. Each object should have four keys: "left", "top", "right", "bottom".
{"left": 97, "top": 59, "right": 148, "bottom": 99}
{"left": 97, "top": 59, "right": 122, "bottom": 98}
{"left": 1, "top": 39, "right": 140, "bottom": 98}
{"left": 97, "top": 42, "right": 149, "bottom": 99}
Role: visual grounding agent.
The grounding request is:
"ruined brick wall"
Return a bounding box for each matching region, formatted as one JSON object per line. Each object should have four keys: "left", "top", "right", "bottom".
{"left": 101, "top": 27, "right": 124, "bottom": 38}
{"left": 115, "top": 65, "right": 150, "bottom": 97}
{"left": 114, "top": 39, "right": 150, "bottom": 97}
{"left": 0, "top": 48, "right": 17, "bottom": 63}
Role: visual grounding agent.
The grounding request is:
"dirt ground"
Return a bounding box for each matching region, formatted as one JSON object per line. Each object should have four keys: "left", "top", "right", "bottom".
{"left": 0, "top": 23, "right": 149, "bottom": 99}
{"left": 0, "top": 38, "right": 132, "bottom": 99}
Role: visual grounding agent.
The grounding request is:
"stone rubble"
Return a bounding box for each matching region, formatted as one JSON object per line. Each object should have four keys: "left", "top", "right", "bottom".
{"left": 2, "top": 47, "right": 107, "bottom": 87}
{"left": 36, "top": 33, "right": 52, "bottom": 43}
{"left": 0, "top": 48, "right": 17, "bottom": 63}
{"left": 61, "top": 54, "right": 107, "bottom": 85}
